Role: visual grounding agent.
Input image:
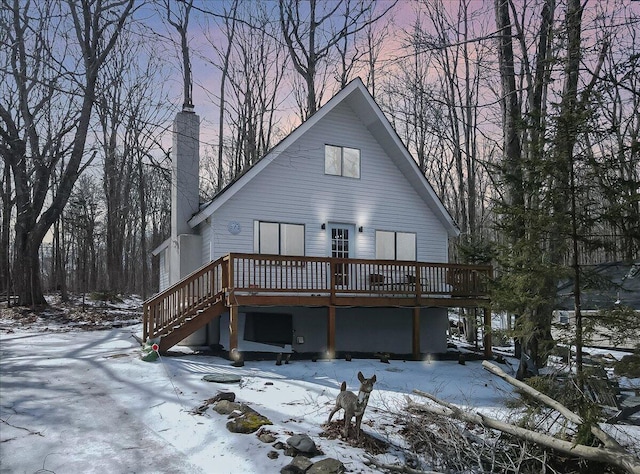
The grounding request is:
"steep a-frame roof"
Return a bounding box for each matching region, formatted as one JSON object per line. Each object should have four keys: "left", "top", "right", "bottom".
{"left": 189, "top": 78, "right": 459, "bottom": 237}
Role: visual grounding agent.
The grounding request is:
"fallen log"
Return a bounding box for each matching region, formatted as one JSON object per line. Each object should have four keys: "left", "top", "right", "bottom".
{"left": 363, "top": 454, "right": 442, "bottom": 474}
{"left": 410, "top": 375, "right": 640, "bottom": 474}
{"left": 481, "top": 360, "right": 624, "bottom": 451}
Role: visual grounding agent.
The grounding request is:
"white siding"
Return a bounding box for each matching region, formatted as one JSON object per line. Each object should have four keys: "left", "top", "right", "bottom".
{"left": 158, "top": 248, "right": 170, "bottom": 291}
{"left": 209, "top": 102, "right": 449, "bottom": 262}
{"left": 200, "top": 222, "right": 213, "bottom": 264}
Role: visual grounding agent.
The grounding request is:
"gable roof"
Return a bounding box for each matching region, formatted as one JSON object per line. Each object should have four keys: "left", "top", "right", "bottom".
{"left": 189, "top": 78, "right": 460, "bottom": 237}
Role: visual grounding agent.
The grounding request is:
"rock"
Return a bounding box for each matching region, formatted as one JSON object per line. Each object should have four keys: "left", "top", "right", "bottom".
{"left": 226, "top": 406, "right": 272, "bottom": 434}
{"left": 307, "top": 458, "right": 345, "bottom": 474}
{"left": 280, "top": 455, "right": 313, "bottom": 474}
{"left": 211, "top": 391, "right": 236, "bottom": 403}
{"left": 267, "top": 450, "right": 279, "bottom": 460}
{"left": 202, "top": 374, "right": 242, "bottom": 383}
{"left": 284, "top": 446, "right": 299, "bottom": 457}
{"left": 258, "top": 431, "right": 277, "bottom": 443}
{"left": 287, "top": 434, "right": 318, "bottom": 454}
{"left": 213, "top": 400, "right": 242, "bottom": 415}
{"left": 273, "top": 441, "right": 286, "bottom": 450}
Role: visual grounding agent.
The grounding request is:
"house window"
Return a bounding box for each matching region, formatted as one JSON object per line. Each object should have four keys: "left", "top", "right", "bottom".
{"left": 244, "top": 312, "right": 292, "bottom": 346}
{"left": 255, "top": 221, "right": 305, "bottom": 255}
{"left": 375, "top": 230, "right": 416, "bottom": 260}
{"left": 325, "top": 145, "right": 360, "bottom": 178}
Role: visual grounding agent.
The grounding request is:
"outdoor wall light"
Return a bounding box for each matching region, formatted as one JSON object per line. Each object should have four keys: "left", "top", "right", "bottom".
{"left": 321, "top": 223, "right": 326, "bottom": 230}
{"left": 358, "top": 226, "right": 364, "bottom": 233}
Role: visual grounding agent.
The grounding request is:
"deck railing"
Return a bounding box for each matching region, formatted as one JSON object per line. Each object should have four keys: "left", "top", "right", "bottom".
{"left": 143, "top": 256, "right": 225, "bottom": 341}
{"left": 228, "top": 253, "right": 491, "bottom": 298}
{"left": 143, "top": 253, "right": 491, "bottom": 342}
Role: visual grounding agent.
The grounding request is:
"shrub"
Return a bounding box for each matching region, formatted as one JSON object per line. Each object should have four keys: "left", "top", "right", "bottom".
{"left": 614, "top": 353, "right": 640, "bottom": 378}
{"left": 89, "top": 291, "right": 123, "bottom": 303}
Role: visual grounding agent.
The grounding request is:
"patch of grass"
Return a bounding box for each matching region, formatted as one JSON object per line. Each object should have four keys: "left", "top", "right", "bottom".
{"left": 89, "top": 291, "right": 123, "bottom": 303}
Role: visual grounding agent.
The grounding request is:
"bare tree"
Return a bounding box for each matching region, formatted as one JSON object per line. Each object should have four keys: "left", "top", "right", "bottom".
{"left": 279, "top": 0, "right": 396, "bottom": 120}
{"left": 199, "top": 1, "right": 288, "bottom": 190}
{"left": 65, "top": 175, "right": 101, "bottom": 299}
{"left": 93, "top": 24, "right": 171, "bottom": 295}
{"left": 0, "top": 0, "right": 135, "bottom": 306}
{"left": 96, "top": 50, "right": 135, "bottom": 293}
{"left": 0, "top": 159, "right": 12, "bottom": 300}
{"left": 582, "top": 2, "right": 640, "bottom": 262}
{"left": 165, "top": 0, "right": 195, "bottom": 109}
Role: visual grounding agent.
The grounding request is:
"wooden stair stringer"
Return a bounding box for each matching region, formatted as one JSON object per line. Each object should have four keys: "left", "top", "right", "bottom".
{"left": 158, "top": 299, "right": 228, "bottom": 353}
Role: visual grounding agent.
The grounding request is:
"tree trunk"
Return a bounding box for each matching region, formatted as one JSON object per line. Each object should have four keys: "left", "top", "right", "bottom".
{"left": 14, "top": 227, "right": 47, "bottom": 306}
{"left": 1, "top": 163, "right": 12, "bottom": 298}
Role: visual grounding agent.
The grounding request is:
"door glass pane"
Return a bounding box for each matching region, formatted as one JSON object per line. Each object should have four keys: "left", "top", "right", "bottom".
{"left": 325, "top": 145, "right": 341, "bottom": 176}
{"left": 259, "top": 222, "right": 279, "bottom": 254}
{"left": 331, "top": 226, "right": 350, "bottom": 286}
{"left": 375, "top": 231, "right": 395, "bottom": 259}
{"left": 332, "top": 228, "right": 349, "bottom": 258}
{"left": 397, "top": 232, "right": 416, "bottom": 260}
{"left": 281, "top": 224, "right": 304, "bottom": 256}
{"left": 342, "top": 147, "right": 360, "bottom": 178}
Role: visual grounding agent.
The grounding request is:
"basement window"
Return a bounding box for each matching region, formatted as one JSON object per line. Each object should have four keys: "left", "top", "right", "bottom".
{"left": 244, "top": 312, "right": 293, "bottom": 346}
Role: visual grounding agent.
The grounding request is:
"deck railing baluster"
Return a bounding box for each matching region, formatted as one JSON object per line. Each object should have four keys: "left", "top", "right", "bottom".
{"left": 143, "top": 254, "right": 491, "bottom": 341}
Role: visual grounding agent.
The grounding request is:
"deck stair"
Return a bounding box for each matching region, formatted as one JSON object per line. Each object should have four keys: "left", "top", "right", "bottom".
{"left": 143, "top": 256, "right": 227, "bottom": 353}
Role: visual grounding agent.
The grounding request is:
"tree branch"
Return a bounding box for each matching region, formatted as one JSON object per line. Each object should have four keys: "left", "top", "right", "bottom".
{"left": 481, "top": 360, "right": 624, "bottom": 451}
{"left": 410, "top": 376, "right": 640, "bottom": 474}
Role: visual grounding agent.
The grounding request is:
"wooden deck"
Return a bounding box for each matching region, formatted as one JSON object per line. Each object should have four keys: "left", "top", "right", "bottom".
{"left": 143, "top": 253, "right": 492, "bottom": 357}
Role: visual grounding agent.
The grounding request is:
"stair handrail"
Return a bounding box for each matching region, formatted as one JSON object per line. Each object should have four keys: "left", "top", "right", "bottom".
{"left": 143, "top": 256, "right": 227, "bottom": 341}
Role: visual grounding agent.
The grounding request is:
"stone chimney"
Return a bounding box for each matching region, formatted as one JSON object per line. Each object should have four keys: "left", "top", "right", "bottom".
{"left": 169, "top": 108, "right": 202, "bottom": 284}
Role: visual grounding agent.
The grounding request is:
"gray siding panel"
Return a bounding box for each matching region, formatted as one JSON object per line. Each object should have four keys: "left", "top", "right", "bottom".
{"left": 215, "top": 306, "right": 448, "bottom": 354}
{"left": 210, "top": 102, "right": 449, "bottom": 262}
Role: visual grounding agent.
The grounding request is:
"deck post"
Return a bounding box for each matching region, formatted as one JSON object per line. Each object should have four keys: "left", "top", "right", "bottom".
{"left": 483, "top": 305, "right": 492, "bottom": 359}
{"left": 329, "top": 259, "right": 336, "bottom": 305}
{"left": 229, "top": 304, "right": 239, "bottom": 356}
{"left": 412, "top": 307, "right": 420, "bottom": 360}
{"left": 327, "top": 305, "right": 336, "bottom": 358}
{"left": 143, "top": 304, "right": 149, "bottom": 341}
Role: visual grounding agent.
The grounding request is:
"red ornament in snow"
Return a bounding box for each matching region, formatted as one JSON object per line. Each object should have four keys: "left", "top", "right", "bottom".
{"left": 152, "top": 343, "right": 159, "bottom": 352}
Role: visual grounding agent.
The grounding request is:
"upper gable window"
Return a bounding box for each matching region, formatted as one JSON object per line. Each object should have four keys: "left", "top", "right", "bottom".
{"left": 325, "top": 145, "right": 360, "bottom": 178}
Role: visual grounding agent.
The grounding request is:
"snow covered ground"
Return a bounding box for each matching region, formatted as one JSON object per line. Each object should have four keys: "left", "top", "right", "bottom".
{"left": 0, "top": 322, "right": 519, "bottom": 474}
{"left": 2, "top": 301, "right": 640, "bottom": 474}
